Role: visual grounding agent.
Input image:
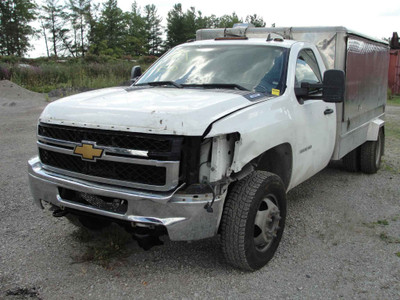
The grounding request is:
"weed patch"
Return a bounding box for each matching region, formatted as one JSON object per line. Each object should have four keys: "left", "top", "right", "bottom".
{"left": 379, "top": 232, "right": 400, "bottom": 244}
{"left": 387, "top": 95, "right": 400, "bottom": 106}
{"left": 71, "top": 225, "right": 132, "bottom": 267}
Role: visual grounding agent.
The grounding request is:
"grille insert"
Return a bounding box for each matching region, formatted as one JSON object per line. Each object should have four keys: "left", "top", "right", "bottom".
{"left": 40, "top": 148, "right": 166, "bottom": 186}
{"left": 38, "top": 123, "right": 183, "bottom": 160}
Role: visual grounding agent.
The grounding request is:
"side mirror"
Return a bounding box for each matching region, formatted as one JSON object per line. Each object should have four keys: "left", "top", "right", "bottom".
{"left": 130, "top": 65, "right": 142, "bottom": 83}
{"left": 322, "top": 69, "right": 345, "bottom": 103}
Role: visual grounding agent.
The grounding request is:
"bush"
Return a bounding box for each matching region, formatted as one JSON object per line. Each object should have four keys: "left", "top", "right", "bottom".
{"left": 137, "top": 55, "right": 158, "bottom": 65}
{"left": 0, "top": 64, "right": 11, "bottom": 80}
{"left": 388, "top": 88, "right": 393, "bottom": 100}
{"left": 6, "top": 58, "right": 134, "bottom": 93}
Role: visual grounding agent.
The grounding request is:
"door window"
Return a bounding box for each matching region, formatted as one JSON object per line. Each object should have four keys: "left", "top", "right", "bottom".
{"left": 295, "top": 49, "right": 322, "bottom": 88}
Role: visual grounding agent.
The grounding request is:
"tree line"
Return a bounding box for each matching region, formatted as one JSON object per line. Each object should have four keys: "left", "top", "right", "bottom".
{"left": 0, "top": 0, "right": 266, "bottom": 58}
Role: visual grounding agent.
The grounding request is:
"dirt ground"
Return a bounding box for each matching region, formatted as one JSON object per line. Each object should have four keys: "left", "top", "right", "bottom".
{"left": 0, "top": 80, "right": 399, "bottom": 299}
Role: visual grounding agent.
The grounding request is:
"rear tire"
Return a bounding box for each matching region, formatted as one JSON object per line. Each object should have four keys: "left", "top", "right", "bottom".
{"left": 342, "top": 147, "right": 360, "bottom": 172}
{"left": 360, "top": 128, "right": 384, "bottom": 174}
{"left": 220, "top": 171, "right": 286, "bottom": 271}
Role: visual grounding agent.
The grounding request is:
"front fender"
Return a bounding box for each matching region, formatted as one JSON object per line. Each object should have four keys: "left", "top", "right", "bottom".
{"left": 205, "top": 95, "right": 295, "bottom": 173}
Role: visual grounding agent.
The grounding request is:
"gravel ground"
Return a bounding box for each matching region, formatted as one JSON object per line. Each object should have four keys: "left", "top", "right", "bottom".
{"left": 0, "top": 80, "right": 399, "bottom": 299}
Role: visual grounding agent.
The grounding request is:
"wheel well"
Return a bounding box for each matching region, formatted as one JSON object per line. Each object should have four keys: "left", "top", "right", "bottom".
{"left": 254, "top": 143, "right": 292, "bottom": 189}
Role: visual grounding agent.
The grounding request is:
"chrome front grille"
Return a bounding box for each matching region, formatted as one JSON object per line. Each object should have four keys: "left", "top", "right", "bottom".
{"left": 37, "top": 123, "right": 182, "bottom": 191}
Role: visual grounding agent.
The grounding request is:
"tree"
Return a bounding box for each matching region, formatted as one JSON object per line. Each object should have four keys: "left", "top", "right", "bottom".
{"left": 67, "top": 0, "right": 91, "bottom": 57}
{"left": 165, "top": 4, "right": 185, "bottom": 49}
{"left": 123, "top": 1, "right": 147, "bottom": 56}
{"left": 91, "top": 0, "right": 126, "bottom": 56}
{"left": 217, "top": 12, "right": 242, "bottom": 28}
{"left": 165, "top": 4, "right": 209, "bottom": 49}
{"left": 144, "top": 4, "right": 162, "bottom": 56}
{"left": 0, "top": 0, "right": 37, "bottom": 56}
{"left": 245, "top": 14, "right": 266, "bottom": 27}
{"left": 41, "top": 0, "right": 70, "bottom": 57}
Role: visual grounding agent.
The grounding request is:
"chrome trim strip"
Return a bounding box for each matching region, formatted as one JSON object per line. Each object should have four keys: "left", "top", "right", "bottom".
{"left": 41, "top": 164, "right": 179, "bottom": 192}
{"left": 30, "top": 156, "right": 185, "bottom": 201}
{"left": 38, "top": 135, "right": 149, "bottom": 158}
{"left": 37, "top": 142, "right": 180, "bottom": 192}
{"left": 37, "top": 141, "right": 176, "bottom": 166}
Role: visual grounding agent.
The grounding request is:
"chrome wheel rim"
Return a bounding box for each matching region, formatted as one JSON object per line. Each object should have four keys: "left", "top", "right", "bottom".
{"left": 254, "top": 195, "right": 281, "bottom": 252}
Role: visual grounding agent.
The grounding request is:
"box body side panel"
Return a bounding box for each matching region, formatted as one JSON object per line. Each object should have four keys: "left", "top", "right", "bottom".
{"left": 344, "top": 35, "right": 388, "bottom": 124}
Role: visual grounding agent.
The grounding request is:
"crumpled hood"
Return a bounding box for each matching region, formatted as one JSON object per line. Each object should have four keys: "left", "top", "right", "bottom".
{"left": 39, "top": 86, "right": 262, "bottom": 136}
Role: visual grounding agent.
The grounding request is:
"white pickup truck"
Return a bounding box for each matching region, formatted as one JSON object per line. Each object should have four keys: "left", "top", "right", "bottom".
{"left": 28, "top": 26, "right": 389, "bottom": 271}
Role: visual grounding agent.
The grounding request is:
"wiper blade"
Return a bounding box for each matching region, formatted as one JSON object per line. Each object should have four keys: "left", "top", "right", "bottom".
{"left": 182, "top": 83, "right": 249, "bottom": 91}
{"left": 136, "top": 81, "right": 183, "bottom": 88}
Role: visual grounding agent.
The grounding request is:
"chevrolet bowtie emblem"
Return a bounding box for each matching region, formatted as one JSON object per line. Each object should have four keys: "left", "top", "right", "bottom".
{"left": 73, "top": 142, "right": 104, "bottom": 161}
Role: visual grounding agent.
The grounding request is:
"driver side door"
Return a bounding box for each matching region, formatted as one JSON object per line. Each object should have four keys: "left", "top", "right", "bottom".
{"left": 292, "top": 48, "right": 337, "bottom": 185}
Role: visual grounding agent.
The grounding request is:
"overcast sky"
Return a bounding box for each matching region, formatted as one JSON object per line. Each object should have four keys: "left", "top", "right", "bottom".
{"left": 28, "top": 0, "right": 400, "bottom": 57}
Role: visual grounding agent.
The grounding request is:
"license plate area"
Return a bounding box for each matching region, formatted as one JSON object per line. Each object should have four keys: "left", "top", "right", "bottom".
{"left": 58, "top": 187, "right": 128, "bottom": 214}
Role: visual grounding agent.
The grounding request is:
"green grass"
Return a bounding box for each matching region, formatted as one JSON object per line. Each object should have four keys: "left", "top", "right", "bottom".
{"left": 1, "top": 56, "right": 155, "bottom": 93}
{"left": 386, "top": 119, "right": 400, "bottom": 141}
{"left": 396, "top": 252, "right": 400, "bottom": 258}
{"left": 388, "top": 95, "right": 400, "bottom": 106}
{"left": 379, "top": 232, "right": 400, "bottom": 244}
{"left": 71, "top": 226, "right": 132, "bottom": 267}
{"left": 376, "top": 219, "right": 389, "bottom": 226}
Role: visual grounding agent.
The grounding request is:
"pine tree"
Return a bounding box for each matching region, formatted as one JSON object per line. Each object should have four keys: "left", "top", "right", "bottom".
{"left": 41, "top": 0, "right": 70, "bottom": 57}
{"left": 0, "top": 0, "right": 37, "bottom": 56}
{"left": 68, "top": 0, "right": 91, "bottom": 57}
{"left": 124, "top": 2, "right": 147, "bottom": 56}
{"left": 144, "top": 4, "right": 162, "bottom": 56}
{"left": 245, "top": 14, "right": 266, "bottom": 27}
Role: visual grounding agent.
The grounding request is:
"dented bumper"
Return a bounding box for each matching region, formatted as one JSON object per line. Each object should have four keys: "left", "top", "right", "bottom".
{"left": 28, "top": 156, "right": 224, "bottom": 241}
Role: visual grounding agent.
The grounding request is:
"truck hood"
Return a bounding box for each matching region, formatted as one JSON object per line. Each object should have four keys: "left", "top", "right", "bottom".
{"left": 40, "top": 86, "right": 266, "bottom": 136}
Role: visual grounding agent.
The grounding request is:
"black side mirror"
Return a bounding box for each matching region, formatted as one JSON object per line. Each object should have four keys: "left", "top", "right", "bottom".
{"left": 322, "top": 69, "right": 345, "bottom": 103}
{"left": 130, "top": 65, "right": 142, "bottom": 83}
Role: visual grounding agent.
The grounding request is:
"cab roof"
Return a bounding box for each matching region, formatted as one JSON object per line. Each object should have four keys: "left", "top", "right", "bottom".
{"left": 183, "top": 38, "right": 296, "bottom": 49}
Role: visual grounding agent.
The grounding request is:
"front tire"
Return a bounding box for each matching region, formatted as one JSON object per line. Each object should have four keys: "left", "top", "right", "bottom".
{"left": 220, "top": 171, "right": 287, "bottom": 271}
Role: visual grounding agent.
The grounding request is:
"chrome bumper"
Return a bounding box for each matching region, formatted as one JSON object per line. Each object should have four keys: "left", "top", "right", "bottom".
{"left": 28, "top": 156, "right": 225, "bottom": 241}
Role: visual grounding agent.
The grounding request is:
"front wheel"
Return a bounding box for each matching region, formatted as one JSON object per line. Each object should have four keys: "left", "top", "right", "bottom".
{"left": 220, "top": 171, "right": 287, "bottom": 271}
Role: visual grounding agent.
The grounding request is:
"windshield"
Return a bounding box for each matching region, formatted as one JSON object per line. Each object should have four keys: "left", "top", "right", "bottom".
{"left": 136, "top": 44, "right": 288, "bottom": 95}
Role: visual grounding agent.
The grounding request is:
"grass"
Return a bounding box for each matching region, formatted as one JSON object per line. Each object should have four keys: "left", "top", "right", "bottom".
{"left": 379, "top": 232, "right": 400, "bottom": 244}
{"left": 385, "top": 119, "right": 400, "bottom": 141}
{"left": 376, "top": 219, "right": 389, "bottom": 226}
{"left": 71, "top": 226, "right": 132, "bottom": 267}
{"left": 0, "top": 56, "right": 156, "bottom": 93}
{"left": 396, "top": 252, "right": 400, "bottom": 258}
{"left": 387, "top": 95, "right": 400, "bottom": 106}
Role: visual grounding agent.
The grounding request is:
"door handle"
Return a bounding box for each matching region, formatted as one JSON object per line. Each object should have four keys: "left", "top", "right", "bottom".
{"left": 324, "top": 108, "right": 334, "bottom": 115}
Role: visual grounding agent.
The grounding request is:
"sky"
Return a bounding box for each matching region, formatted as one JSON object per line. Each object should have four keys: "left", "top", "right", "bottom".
{"left": 28, "top": 0, "right": 400, "bottom": 57}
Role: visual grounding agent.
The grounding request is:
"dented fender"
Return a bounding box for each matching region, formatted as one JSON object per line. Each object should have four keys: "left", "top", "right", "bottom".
{"left": 204, "top": 95, "right": 295, "bottom": 175}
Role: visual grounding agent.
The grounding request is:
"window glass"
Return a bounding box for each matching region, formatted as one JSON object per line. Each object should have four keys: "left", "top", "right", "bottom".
{"left": 295, "top": 49, "right": 322, "bottom": 88}
{"left": 137, "top": 44, "right": 288, "bottom": 94}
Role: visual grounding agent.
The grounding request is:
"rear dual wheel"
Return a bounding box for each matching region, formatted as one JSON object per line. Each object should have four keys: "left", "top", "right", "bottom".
{"left": 360, "top": 128, "right": 384, "bottom": 174}
{"left": 342, "top": 127, "right": 384, "bottom": 174}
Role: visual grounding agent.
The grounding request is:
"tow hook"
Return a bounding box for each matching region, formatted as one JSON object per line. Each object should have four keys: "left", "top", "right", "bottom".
{"left": 52, "top": 209, "right": 68, "bottom": 218}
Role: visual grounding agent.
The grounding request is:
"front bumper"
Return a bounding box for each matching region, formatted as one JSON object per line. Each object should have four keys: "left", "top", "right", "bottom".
{"left": 28, "top": 156, "right": 225, "bottom": 241}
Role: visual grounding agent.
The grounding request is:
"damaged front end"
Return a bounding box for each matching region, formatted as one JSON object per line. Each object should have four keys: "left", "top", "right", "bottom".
{"left": 28, "top": 127, "right": 242, "bottom": 249}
